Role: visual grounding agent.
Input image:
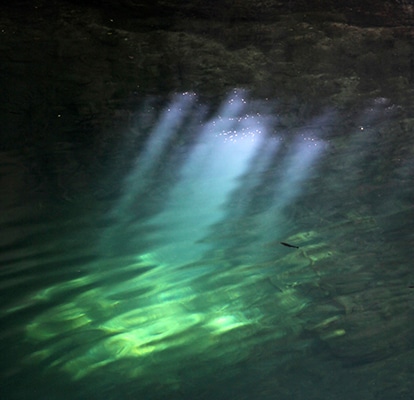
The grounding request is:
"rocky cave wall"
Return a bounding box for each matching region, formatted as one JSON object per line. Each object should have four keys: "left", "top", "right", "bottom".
{"left": 1, "top": 0, "right": 413, "bottom": 152}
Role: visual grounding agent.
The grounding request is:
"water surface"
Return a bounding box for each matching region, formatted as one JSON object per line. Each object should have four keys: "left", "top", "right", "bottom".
{"left": 1, "top": 92, "right": 413, "bottom": 400}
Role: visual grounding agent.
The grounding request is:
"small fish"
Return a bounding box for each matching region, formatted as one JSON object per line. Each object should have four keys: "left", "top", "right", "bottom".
{"left": 280, "top": 242, "right": 299, "bottom": 249}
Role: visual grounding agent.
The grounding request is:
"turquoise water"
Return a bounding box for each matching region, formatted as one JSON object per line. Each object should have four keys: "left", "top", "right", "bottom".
{"left": 1, "top": 92, "right": 413, "bottom": 400}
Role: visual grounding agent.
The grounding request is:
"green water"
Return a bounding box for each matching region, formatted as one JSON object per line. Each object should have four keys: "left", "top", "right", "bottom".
{"left": 1, "top": 93, "right": 413, "bottom": 400}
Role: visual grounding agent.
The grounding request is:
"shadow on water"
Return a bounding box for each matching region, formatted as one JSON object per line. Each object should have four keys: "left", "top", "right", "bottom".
{"left": 1, "top": 91, "right": 414, "bottom": 400}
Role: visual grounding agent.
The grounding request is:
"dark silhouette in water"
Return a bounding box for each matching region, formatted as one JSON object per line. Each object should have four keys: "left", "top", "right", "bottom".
{"left": 280, "top": 242, "right": 299, "bottom": 249}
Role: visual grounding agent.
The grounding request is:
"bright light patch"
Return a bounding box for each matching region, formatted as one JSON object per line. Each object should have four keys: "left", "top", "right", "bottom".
{"left": 22, "top": 91, "right": 330, "bottom": 383}
{"left": 146, "top": 92, "right": 267, "bottom": 266}
{"left": 206, "top": 314, "right": 250, "bottom": 334}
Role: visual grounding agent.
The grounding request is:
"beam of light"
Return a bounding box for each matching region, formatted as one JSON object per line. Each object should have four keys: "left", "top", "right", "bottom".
{"left": 104, "top": 92, "right": 195, "bottom": 231}
{"left": 145, "top": 91, "right": 266, "bottom": 267}
{"left": 21, "top": 91, "right": 333, "bottom": 384}
{"left": 272, "top": 134, "right": 327, "bottom": 210}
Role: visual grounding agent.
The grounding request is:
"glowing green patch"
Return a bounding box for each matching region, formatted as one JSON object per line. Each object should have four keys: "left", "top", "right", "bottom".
{"left": 205, "top": 314, "right": 250, "bottom": 334}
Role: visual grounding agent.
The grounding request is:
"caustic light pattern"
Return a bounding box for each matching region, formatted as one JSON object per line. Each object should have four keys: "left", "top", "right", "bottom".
{"left": 20, "top": 91, "right": 336, "bottom": 383}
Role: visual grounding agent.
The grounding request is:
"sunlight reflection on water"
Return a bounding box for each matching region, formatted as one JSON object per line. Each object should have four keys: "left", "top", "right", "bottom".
{"left": 1, "top": 91, "right": 413, "bottom": 399}
{"left": 11, "top": 91, "right": 328, "bottom": 383}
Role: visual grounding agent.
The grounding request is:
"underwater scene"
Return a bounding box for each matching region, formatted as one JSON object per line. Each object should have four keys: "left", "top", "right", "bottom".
{"left": 1, "top": 89, "right": 413, "bottom": 400}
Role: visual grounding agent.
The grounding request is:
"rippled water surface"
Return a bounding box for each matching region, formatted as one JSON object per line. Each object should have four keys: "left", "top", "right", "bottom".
{"left": 1, "top": 92, "right": 413, "bottom": 400}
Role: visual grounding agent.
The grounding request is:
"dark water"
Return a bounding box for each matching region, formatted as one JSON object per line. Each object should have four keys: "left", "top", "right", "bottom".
{"left": 1, "top": 91, "right": 413, "bottom": 400}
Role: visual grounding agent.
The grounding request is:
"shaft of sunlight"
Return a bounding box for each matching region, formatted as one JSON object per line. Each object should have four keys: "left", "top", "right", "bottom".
{"left": 146, "top": 92, "right": 267, "bottom": 267}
